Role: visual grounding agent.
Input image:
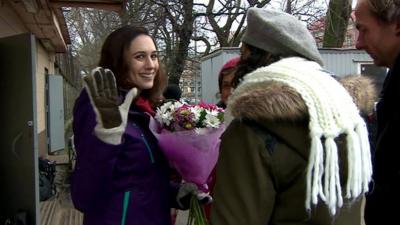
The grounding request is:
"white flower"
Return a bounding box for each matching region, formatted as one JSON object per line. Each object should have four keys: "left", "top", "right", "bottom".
{"left": 155, "top": 101, "right": 183, "bottom": 126}
{"left": 155, "top": 112, "right": 172, "bottom": 126}
{"left": 155, "top": 100, "right": 224, "bottom": 131}
{"left": 190, "top": 105, "right": 202, "bottom": 123}
{"left": 204, "top": 114, "right": 220, "bottom": 128}
{"left": 205, "top": 109, "right": 219, "bottom": 117}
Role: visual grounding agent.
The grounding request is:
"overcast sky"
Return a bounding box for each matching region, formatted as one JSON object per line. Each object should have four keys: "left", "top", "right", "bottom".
{"left": 352, "top": 0, "right": 358, "bottom": 8}
{"left": 190, "top": 0, "right": 359, "bottom": 52}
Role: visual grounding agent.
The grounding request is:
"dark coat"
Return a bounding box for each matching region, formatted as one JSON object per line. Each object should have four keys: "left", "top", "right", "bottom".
{"left": 210, "top": 59, "right": 376, "bottom": 225}
{"left": 365, "top": 54, "right": 400, "bottom": 225}
{"left": 71, "top": 90, "right": 178, "bottom": 225}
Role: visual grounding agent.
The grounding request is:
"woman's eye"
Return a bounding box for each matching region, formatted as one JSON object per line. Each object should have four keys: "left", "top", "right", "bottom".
{"left": 134, "top": 54, "right": 158, "bottom": 60}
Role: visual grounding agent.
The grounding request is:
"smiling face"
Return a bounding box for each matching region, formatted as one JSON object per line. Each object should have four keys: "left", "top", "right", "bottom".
{"left": 125, "top": 34, "right": 159, "bottom": 90}
{"left": 354, "top": 0, "right": 400, "bottom": 68}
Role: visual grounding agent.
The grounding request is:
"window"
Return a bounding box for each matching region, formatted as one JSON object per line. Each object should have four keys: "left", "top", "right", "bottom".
{"left": 360, "top": 63, "right": 388, "bottom": 93}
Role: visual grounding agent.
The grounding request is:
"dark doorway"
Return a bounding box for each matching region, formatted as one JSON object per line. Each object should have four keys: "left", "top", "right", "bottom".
{"left": 0, "top": 33, "right": 39, "bottom": 224}
{"left": 360, "top": 63, "right": 388, "bottom": 93}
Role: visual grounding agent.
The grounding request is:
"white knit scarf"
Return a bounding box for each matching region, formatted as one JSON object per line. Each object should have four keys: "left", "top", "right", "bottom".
{"left": 237, "top": 57, "right": 372, "bottom": 215}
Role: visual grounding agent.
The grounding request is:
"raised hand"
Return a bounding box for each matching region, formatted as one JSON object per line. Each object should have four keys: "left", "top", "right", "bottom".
{"left": 84, "top": 67, "right": 123, "bottom": 128}
{"left": 83, "top": 67, "right": 137, "bottom": 145}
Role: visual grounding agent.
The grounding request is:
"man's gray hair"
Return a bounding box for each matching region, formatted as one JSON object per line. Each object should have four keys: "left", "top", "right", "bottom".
{"left": 367, "top": 0, "right": 400, "bottom": 22}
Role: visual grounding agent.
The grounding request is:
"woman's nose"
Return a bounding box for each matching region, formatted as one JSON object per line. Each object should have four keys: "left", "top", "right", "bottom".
{"left": 145, "top": 56, "right": 156, "bottom": 68}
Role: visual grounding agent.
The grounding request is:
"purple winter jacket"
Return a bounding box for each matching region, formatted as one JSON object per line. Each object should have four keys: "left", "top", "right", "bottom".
{"left": 71, "top": 90, "right": 179, "bottom": 225}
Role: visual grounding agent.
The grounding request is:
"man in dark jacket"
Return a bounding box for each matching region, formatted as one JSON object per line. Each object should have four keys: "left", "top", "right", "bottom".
{"left": 354, "top": 0, "right": 400, "bottom": 224}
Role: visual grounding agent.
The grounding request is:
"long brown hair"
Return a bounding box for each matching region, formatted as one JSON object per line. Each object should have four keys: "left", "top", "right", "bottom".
{"left": 233, "top": 42, "right": 281, "bottom": 88}
{"left": 98, "top": 25, "right": 167, "bottom": 106}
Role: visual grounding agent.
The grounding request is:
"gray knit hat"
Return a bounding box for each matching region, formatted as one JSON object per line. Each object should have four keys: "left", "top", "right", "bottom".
{"left": 242, "top": 8, "right": 323, "bottom": 66}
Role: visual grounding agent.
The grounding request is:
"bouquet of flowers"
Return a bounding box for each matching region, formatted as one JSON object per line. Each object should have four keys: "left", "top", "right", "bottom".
{"left": 149, "top": 100, "right": 225, "bottom": 189}
{"left": 149, "top": 101, "right": 225, "bottom": 224}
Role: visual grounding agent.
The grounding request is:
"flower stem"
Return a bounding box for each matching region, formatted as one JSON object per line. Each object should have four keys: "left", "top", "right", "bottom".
{"left": 187, "top": 195, "right": 208, "bottom": 225}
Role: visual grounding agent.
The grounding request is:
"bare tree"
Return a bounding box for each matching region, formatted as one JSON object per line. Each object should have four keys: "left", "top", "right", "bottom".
{"left": 65, "top": 2, "right": 160, "bottom": 76}
{"left": 120, "top": 0, "right": 155, "bottom": 26}
{"left": 65, "top": 8, "right": 121, "bottom": 75}
{"left": 322, "top": 0, "right": 352, "bottom": 47}
{"left": 150, "top": 0, "right": 274, "bottom": 85}
{"left": 65, "top": 0, "right": 328, "bottom": 85}
{"left": 203, "top": 0, "right": 271, "bottom": 49}
{"left": 148, "top": 0, "right": 195, "bottom": 85}
{"left": 281, "top": 0, "right": 327, "bottom": 23}
{"left": 198, "top": 0, "right": 325, "bottom": 54}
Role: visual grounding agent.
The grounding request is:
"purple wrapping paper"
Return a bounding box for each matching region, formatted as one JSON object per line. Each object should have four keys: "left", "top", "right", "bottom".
{"left": 149, "top": 116, "right": 225, "bottom": 187}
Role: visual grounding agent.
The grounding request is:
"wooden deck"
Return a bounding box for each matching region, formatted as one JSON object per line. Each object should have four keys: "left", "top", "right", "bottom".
{"left": 40, "top": 195, "right": 83, "bottom": 225}
{"left": 40, "top": 162, "right": 83, "bottom": 225}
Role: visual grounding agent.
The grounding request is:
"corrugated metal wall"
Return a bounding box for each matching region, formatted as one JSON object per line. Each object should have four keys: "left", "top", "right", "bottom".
{"left": 319, "top": 49, "right": 373, "bottom": 77}
{"left": 200, "top": 47, "right": 240, "bottom": 104}
{"left": 200, "top": 48, "right": 374, "bottom": 103}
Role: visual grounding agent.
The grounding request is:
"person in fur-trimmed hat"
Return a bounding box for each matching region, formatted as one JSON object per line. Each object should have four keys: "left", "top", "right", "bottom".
{"left": 210, "top": 8, "right": 375, "bottom": 225}
{"left": 338, "top": 75, "right": 377, "bottom": 118}
{"left": 338, "top": 75, "right": 378, "bottom": 152}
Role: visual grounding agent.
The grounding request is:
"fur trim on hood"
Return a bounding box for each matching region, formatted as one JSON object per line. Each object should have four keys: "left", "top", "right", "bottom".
{"left": 228, "top": 74, "right": 377, "bottom": 123}
{"left": 229, "top": 81, "right": 308, "bottom": 122}
{"left": 338, "top": 75, "right": 377, "bottom": 116}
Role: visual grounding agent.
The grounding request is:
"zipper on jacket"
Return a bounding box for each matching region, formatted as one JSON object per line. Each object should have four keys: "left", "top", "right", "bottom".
{"left": 141, "top": 134, "right": 155, "bottom": 163}
{"left": 121, "top": 191, "right": 130, "bottom": 225}
{"left": 132, "top": 123, "right": 155, "bottom": 164}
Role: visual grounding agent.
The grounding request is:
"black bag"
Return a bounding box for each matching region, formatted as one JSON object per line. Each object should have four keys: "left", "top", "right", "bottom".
{"left": 38, "top": 158, "right": 56, "bottom": 201}
{"left": 0, "top": 210, "right": 27, "bottom": 225}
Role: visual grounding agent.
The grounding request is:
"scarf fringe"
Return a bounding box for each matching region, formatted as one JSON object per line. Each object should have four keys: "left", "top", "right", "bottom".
{"left": 235, "top": 57, "right": 372, "bottom": 215}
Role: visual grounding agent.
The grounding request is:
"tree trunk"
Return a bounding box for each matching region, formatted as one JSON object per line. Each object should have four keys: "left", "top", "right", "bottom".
{"left": 322, "top": 0, "right": 352, "bottom": 48}
{"left": 166, "top": 1, "right": 194, "bottom": 85}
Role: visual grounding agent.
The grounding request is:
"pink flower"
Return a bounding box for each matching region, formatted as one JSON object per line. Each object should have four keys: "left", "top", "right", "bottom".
{"left": 155, "top": 100, "right": 224, "bottom": 132}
